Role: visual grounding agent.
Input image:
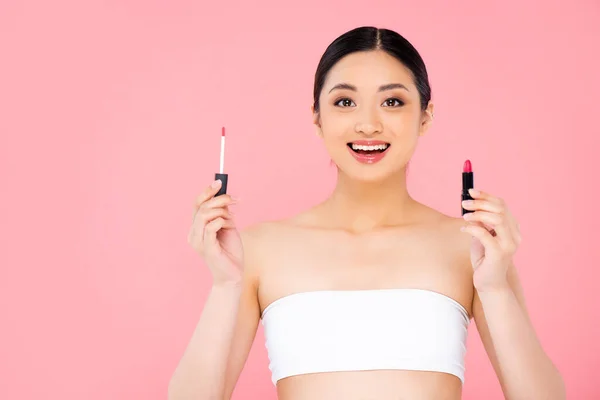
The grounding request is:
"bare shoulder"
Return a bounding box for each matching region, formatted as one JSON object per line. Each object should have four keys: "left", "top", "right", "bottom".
{"left": 240, "top": 219, "right": 293, "bottom": 250}
{"left": 240, "top": 221, "right": 275, "bottom": 264}
{"left": 238, "top": 218, "right": 304, "bottom": 300}
{"left": 239, "top": 206, "right": 318, "bottom": 245}
{"left": 239, "top": 218, "right": 297, "bottom": 266}
{"left": 419, "top": 204, "right": 471, "bottom": 257}
{"left": 415, "top": 204, "right": 473, "bottom": 276}
{"left": 414, "top": 206, "right": 475, "bottom": 313}
{"left": 240, "top": 221, "right": 276, "bottom": 247}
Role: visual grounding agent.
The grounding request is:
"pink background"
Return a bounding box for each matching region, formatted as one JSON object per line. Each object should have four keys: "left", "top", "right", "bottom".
{"left": 1, "top": 1, "right": 599, "bottom": 399}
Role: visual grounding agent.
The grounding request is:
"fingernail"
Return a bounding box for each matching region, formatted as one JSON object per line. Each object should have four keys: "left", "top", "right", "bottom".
{"left": 469, "top": 188, "right": 479, "bottom": 196}
{"left": 211, "top": 179, "right": 222, "bottom": 188}
{"left": 230, "top": 196, "right": 239, "bottom": 202}
{"left": 462, "top": 200, "right": 473, "bottom": 206}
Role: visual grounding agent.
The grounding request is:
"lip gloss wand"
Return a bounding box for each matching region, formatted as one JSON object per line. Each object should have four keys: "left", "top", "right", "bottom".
{"left": 215, "top": 127, "right": 228, "bottom": 197}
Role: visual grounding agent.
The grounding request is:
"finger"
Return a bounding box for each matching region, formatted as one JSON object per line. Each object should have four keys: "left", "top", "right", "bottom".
{"left": 467, "top": 219, "right": 497, "bottom": 238}
{"left": 198, "top": 193, "right": 237, "bottom": 212}
{"left": 464, "top": 193, "right": 521, "bottom": 245}
{"left": 195, "top": 207, "right": 234, "bottom": 246}
{"left": 193, "top": 196, "right": 236, "bottom": 222}
{"left": 461, "top": 223, "right": 500, "bottom": 254}
{"left": 468, "top": 188, "right": 504, "bottom": 207}
{"left": 188, "top": 214, "right": 235, "bottom": 249}
{"left": 461, "top": 199, "right": 503, "bottom": 214}
{"left": 504, "top": 208, "right": 522, "bottom": 244}
{"left": 463, "top": 210, "right": 502, "bottom": 225}
{"left": 463, "top": 211, "right": 508, "bottom": 239}
{"left": 194, "top": 179, "right": 224, "bottom": 208}
{"left": 203, "top": 217, "right": 228, "bottom": 253}
{"left": 195, "top": 206, "right": 234, "bottom": 226}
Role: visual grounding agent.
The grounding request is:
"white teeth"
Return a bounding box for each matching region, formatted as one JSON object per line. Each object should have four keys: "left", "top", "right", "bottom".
{"left": 351, "top": 143, "right": 389, "bottom": 151}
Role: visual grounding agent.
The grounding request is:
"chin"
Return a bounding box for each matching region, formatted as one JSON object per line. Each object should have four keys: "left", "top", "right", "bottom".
{"left": 337, "top": 163, "right": 404, "bottom": 183}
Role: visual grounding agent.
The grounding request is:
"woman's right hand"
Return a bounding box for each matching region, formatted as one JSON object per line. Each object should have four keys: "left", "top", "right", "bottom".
{"left": 188, "top": 179, "right": 243, "bottom": 286}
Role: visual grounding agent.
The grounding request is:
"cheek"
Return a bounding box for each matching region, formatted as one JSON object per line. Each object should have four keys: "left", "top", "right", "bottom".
{"left": 322, "top": 136, "right": 348, "bottom": 155}
{"left": 390, "top": 111, "right": 424, "bottom": 137}
{"left": 385, "top": 117, "right": 420, "bottom": 141}
{"left": 384, "top": 107, "right": 419, "bottom": 124}
{"left": 320, "top": 116, "right": 352, "bottom": 140}
{"left": 321, "top": 135, "right": 350, "bottom": 161}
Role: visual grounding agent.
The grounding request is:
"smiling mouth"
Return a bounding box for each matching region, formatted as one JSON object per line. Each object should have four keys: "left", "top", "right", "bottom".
{"left": 347, "top": 143, "right": 390, "bottom": 155}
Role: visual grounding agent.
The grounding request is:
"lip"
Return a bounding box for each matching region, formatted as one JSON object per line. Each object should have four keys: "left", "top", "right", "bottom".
{"left": 347, "top": 141, "right": 391, "bottom": 164}
{"left": 348, "top": 140, "right": 389, "bottom": 146}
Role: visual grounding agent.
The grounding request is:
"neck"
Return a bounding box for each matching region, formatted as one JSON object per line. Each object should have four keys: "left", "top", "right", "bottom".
{"left": 323, "top": 167, "right": 416, "bottom": 233}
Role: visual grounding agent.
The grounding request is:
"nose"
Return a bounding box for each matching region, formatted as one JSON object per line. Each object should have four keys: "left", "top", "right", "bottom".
{"left": 354, "top": 107, "right": 383, "bottom": 136}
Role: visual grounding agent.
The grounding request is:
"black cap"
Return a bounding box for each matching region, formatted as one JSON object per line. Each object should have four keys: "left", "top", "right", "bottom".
{"left": 214, "top": 173, "right": 228, "bottom": 196}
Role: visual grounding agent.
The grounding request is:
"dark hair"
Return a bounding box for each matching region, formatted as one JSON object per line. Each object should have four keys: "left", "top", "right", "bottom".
{"left": 313, "top": 26, "right": 431, "bottom": 114}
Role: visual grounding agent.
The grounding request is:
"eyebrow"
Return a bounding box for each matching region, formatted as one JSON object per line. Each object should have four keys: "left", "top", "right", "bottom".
{"left": 328, "top": 82, "right": 409, "bottom": 94}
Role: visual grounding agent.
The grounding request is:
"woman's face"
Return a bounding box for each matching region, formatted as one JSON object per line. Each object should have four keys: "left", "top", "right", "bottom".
{"left": 313, "top": 50, "right": 433, "bottom": 182}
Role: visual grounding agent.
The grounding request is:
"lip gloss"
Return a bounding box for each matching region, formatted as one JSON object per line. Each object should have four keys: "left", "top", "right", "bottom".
{"left": 215, "top": 126, "right": 228, "bottom": 196}
{"left": 347, "top": 140, "right": 391, "bottom": 164}
{"left": 462, "top": 159, "right": 473, "bottom": 215}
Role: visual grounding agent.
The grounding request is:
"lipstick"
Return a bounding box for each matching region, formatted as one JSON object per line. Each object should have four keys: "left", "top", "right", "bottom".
{"left": 461, "top": 159, "right": 473, "bottom": 215}
{"left": 215, "top": 126, "right": 228, "bottom": 196}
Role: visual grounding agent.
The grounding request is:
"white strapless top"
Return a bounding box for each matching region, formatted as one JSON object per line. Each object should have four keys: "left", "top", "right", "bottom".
{"left": 260, "top": 288, "right": 470, "bottom": 386}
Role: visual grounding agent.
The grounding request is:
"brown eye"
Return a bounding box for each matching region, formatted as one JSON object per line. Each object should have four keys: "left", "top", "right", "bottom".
{"left": 383, "top": 98, "right": 404, "bottom": 107}
{"left": 335, "top": 98, "right": 355, "bottom": 107}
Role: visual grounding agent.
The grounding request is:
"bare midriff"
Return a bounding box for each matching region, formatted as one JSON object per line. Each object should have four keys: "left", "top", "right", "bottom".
{"left": 276, "top": 369, "right": 462, "bottom": 400}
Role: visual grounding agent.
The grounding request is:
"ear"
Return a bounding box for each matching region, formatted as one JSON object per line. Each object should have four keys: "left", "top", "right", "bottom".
{"left": 311, "top": 105, "right": 323, "bottom": 138}
{"left": 419, "top": 102, "right": 435, "bottom": 136}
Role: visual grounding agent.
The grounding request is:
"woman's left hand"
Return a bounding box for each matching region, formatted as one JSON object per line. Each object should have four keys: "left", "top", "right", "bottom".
{"left": 461, "top": 188, "right": 522, "bottom": 292}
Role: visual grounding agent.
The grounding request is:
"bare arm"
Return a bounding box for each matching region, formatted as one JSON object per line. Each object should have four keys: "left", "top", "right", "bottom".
{"left": 168, "top": 284, "right": 245, "bottom": 400}
{"left": 473, "top": 262, "right": 566, "bottom": 400}
{"left": 459, "top": 189, "right": 566, "bottom": 399}
{"left": 168, "top": 227, "right": 262, "bottom": 400}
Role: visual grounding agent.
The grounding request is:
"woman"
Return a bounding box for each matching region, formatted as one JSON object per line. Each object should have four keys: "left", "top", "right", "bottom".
{"left": 168, "top": 26, "right": 565, "bottom": 400}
